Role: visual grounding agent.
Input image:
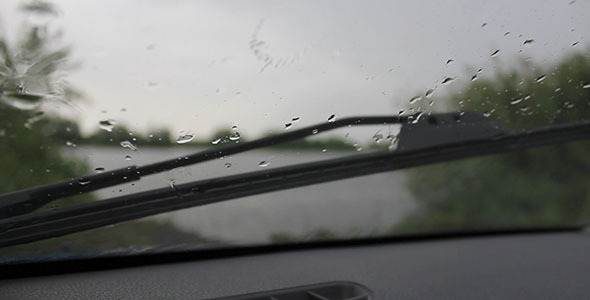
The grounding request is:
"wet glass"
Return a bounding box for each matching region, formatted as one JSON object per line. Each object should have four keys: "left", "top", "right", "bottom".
{"left": 0, "top": 0, "right": 589, "bottom": 262}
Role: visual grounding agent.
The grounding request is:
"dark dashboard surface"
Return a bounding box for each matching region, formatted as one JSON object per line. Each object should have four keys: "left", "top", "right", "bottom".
{"left": 2, "top": 232, "right": 590, "bottom": 299}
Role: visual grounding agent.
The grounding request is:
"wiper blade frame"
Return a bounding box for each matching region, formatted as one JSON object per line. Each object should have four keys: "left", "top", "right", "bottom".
{"left": 0, "top": 115, "right": 407, "bottom": 218}
{"left": 0, "top": 116, "right": 589, "bottom": 248}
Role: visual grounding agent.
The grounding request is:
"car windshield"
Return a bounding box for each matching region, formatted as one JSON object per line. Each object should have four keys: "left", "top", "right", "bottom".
{"left": 1, "top": 0, "right": 589, "bottom": 263}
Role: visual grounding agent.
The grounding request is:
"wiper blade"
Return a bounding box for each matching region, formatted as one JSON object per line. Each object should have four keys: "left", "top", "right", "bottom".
{"left": 1, "top": 112, "right": 589, "bottom": 248}
{"left": 0, "top": 115, "right": 407, "bottom": 218}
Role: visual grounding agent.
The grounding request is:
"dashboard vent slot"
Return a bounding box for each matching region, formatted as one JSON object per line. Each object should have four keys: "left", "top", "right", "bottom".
{"left": 210, "top": 281, "right": 371, "bottom": 300}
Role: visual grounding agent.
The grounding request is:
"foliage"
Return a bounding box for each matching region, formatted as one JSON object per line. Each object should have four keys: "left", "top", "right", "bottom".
{"left": 0, "top": 1, "right": 208, "bottom": 259}
{"left": 394, "top": 52, "right": 590, "bottom": 234}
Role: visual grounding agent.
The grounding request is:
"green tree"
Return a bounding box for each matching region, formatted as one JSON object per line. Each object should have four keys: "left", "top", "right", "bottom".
{"left": 394, "top": 52, "right": 590, "bottom": 233}
{"left": 0, "top": 1, "right": 87, "bottom": 194}
{"left": 0, "top": 2, "right": 207, "bottom": 260}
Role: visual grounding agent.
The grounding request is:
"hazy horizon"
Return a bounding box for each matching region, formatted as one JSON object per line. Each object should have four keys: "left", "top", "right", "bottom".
{"left": 1, "top": 0, "right": 589, "bottom": 144}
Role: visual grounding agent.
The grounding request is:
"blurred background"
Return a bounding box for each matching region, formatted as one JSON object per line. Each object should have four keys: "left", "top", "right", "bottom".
{"left": 1, "top": 0, "right": 589, "bottom": 260}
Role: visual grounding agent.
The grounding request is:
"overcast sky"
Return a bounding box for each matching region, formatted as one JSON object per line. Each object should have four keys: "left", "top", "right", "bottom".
{"left": 1, "top": 0, "right": 589, "bottom": 142}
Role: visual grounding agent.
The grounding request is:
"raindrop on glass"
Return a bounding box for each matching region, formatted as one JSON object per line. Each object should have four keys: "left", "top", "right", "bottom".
{"left": 582, "top": 82, "right": 590, "bottom": 89}
{"left": 535, "top": 75, "right": 547, "bottom": 83}
{"left": 510, "top": 98, "right": 523, "bottom": 105}
{"left": 327, "top": 114, "right": 336, "bottom": 122}
{"left": 446, "top": 59, "right": 454, "bottom": 65}
{"left": 176, "top": 131, "right": 195, "bottom": 144}
{"left": 125, "top": 155, "right": 132, "bottom": 161}
{"left": 291, "top": 117, "right": 300, "bottom": 122}
{"left": 229, "top": 132, "right": 240, "bottom": 141}
{"left": 224, "top": 162, "right": 232, "bottom": 168}
{"left": 94, "top": 167, "right": 105, "bottom": 173}
{"left": 442, "top": 77, "right": 455, "bottom": 85}
{"left": 483, "top": 108, "right": 496, "bottom": 117}
{"left": 523, "top": 39, "right": 534, "bottom": 45}
{"left": 285, "top": 123, "right": 293, "bottom": 130}
{"left": 490, "top": 49, "right": 500, "bottom": 57}
{"left": 99, "top": 119, "right": 116, "bottom": 132}
{"left": 312, "top": 129, "right": 319, "bottom": 134}
{"left": 78, "top": 178, "right": 91, "bottom": 186}
{"left": 409, "top": 96, "right": 422, "bottom": 104}
{"left": 373, "top": 132, "right": 383, "bottom": 143}
{"left": 120, "top": 140, "right": 137, "bottom": 151}
{"left": 231, "top": 125, "right": 238, "bottom": 131}
{"left": 259, "top": 161, "right": 270, "bottom": 167}
{"left": 572, "top": 41, "right": 579, "bottom": 47}
{"left": 425, "top": 89, "right": 435, "bottom": 98}
{"left": 211, "top": 138, "right": 222, "bottom": 145}
{"left": 471, "top": 74, "right": 478, "bottom": 81}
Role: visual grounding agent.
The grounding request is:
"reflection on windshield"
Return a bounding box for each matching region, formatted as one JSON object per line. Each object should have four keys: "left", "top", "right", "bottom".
{"left": 0, "top": 0, "right": 589, "bottom": 262}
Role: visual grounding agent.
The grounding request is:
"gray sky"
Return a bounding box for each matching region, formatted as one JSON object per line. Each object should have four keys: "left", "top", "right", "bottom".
{"left": 1, "top": 0, "right": 589, "bottom": 142}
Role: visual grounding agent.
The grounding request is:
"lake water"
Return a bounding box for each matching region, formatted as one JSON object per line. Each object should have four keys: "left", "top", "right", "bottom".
{"left": 66, "top": 146, "right": 416, "bottom": 243}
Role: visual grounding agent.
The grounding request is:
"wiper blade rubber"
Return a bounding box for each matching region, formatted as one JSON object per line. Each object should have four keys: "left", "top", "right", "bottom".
{"left": 0, "top": 117, "right": 589, "bottom": 248}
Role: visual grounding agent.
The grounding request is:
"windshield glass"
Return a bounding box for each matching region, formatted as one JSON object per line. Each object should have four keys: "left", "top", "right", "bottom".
{"left": 1, "top": 0, "right": 589, "bottom": 262}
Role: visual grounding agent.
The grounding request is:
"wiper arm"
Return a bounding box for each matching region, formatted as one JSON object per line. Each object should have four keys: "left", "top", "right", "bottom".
{"left": 1, "top": 112, "right": 589, "bottom": 248}
{"left": 0, "top": 115, "right": 407, "bottom": 218}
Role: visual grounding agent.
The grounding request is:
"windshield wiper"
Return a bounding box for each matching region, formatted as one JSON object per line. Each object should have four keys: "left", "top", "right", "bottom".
{"left": 1, "top": 112, "right": 589, "bottom": 248}
{"left": 0, "top": 115, "right": 408, "bottom": 218}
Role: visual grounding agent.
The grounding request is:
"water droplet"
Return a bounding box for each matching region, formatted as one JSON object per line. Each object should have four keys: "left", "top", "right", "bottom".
{"left": 231, "top": 125, "right": 238, "bottom": 131}
{"left": 582, "top": 82, "right": 590, "bottom": 89}
{"left": 229, "top": 132, "right": 240, "bottom": 141}
{"left": 0, "top": 92, "right": 43, "bottom": 110}
{"left": 353, "top": 144, "right": 363, "bottom": 152}
{"left": 471, "top": 74, "right": 478, "bottom": 81}
{"left": 535, "top": 75, "right": 547, "bottom": 83}
{"left": 373, "top": 132, "right": 383, "bottom": 143}
{"left": 510, "top": 98, "right": 523, "bottom": 105}
{"left": 321, "top": 148, "right": 327, "bottom": 153}
{"left": 483, "top": 108, "right": 496, "bottom": 117}
{"left": 523, "top": 39, "right": 535, "bottom": 45}
{"left": 411, "top": 112, "right": 424, "bottom": 124}
{"left": 477, "top": 68, "right": 483, "bottom": 74}
{"left": 442, "top": 77, "right": 455, "bottom": 85}
{"left": 409, "top": 96, "right": 422, "bottom": 104}
{"left": 504, "top": 32, "right": 510, "bottom": 36}
{"left": 481, "top": 22, "right": 487, "bottom": 28}
{"left": 446, "top": 59, "right": 454, "bottom": 65}
{"left": 572, "top": 41, "right": 579, "bottom": 47}
{"left": 125, "top": 155, "right": 132, "bottom": 161}
{"left": 555, "top": 87, "right": 562, "bottom": 92}
{"left": 65, "top": 141, "right": 75, "bottom": 147}
{"left": 425, "top": 89, "right": 435, "bottom": 98}
{"left": 176, "top": 131, "right": 195, "bottom": 144}
{"left": 284, "top": 123, "right": 293, "bottom": 129}
{"left": 99, "top": 119, "right": 116, "bottom": 132}
{"left": 24, "top": 111, "right": 45, "bottom": 129}
{"left": 327, "top": 114, "right": 336, "bottom": 122}
{"left": 120, "top": 140, "right": 137, "bottom": 151}
{"left": 94, "top": 167, "right": 105, "bottom": 173}
{"left": 291, "top": 117, "right": 300, "bottom": 122}
{"left": 211, "top": 138, "right": 222, "bottom": 145}
{"left": 259, "top": 161, "right": 270, "bottom": 167}
{"left": 224, "top": 162, "right": 232, "bottom": 168}
{"left": 524, "top": 94, "right": 532, "bottom": 100}
{"left": 490, "top": 49, "right": 500, "bottom": 57}
{"left": 78, "top": 178, "right": 91, "bottom": 185}
{"left": 312, "top": 129, "right": 319, "bottom": 135}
